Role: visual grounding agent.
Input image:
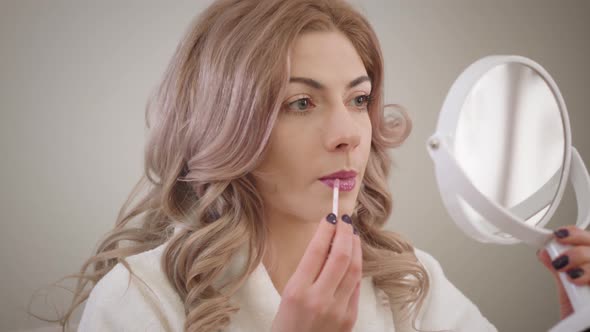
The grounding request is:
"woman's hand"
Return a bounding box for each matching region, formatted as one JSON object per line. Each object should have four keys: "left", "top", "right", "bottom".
{"left": 536, "top": 225, "right": 590, "bottom": 319}
{"left": 270, "top": 213, "right": 362, "bottom": 332}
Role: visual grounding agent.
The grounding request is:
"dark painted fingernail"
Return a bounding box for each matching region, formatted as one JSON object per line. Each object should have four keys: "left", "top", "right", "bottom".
{"left": 554, "top": 229, "right": 569, "bottom": 238}
{"left": 342, "top": 214, "right": 352, "bottom": 225}
{"left": 566, "top": 267, "right": 584, "bottom": 279}
{"left": 353, "top": 226, "right": 358, "bottom": 236}
{"left": 552, "top": 255, "right": 569, "bottom": 270}
{"left": 326, "top": 213, "right": 337, "bottom": 224}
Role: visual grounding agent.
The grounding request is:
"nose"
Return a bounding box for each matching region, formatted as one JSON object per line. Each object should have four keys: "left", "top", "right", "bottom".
{"left": 323, "top": 104, "right": 362, "bottom": 153}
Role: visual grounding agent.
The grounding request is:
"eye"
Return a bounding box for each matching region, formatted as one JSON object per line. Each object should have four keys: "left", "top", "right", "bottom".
{"left": 285, "top": 97, "right": 315, "bottom": 115}
{"left": 350, "top": 94, "right": 372, "bottom": 110}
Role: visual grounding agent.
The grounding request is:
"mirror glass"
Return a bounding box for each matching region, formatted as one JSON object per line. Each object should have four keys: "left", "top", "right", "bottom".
{"left": 454, "top": 63, "right": 566, "bottom": 238}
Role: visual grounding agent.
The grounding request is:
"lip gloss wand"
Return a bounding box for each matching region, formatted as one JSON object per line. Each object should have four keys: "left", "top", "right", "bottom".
{"left": 332, "top": 179, "right": 340, "bottom": 216}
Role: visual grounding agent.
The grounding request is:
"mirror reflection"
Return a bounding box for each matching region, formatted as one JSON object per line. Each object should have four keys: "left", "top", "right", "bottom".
{"left": 454, "top": 63, "right": 565, "bottom": 231}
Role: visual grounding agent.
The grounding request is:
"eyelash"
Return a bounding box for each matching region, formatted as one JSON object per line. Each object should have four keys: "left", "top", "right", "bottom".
{"left": 284, "top": 94, "right": 373, "bottom": 116}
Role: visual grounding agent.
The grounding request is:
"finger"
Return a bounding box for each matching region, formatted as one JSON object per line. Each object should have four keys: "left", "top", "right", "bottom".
{"left": 564, "top": 263, "right": 590, "bottom": 285}
{"left": 548, "top": 246, "right": 590, "bottom": 273}
{"left": 292, "top": 213, "right": 338, "bottom": 286}
{"left": 342, "top": 281, "right": 361, "bottom": 331}
{"left": 537, "top": 249, "right": 573, "bottom": 319}
{"left": 537, "top": 249, "right": 559, "bottom": 277}
{"left": 553, "top": 226, "right": 590, "bottom": 246}
{"left": 333, "top": 233, "right": 362, "bottom": 304}
{"left": 313, "top": 214, "right": 354, "bottom": 297}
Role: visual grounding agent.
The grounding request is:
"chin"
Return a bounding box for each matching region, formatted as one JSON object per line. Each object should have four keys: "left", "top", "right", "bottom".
{"left": 337, "top": 200, "right": 356, "bottom": 216}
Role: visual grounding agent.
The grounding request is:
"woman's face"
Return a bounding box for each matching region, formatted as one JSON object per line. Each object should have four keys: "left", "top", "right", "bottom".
{"left": 254, "top": 30, "right": 372, "bottom": 225}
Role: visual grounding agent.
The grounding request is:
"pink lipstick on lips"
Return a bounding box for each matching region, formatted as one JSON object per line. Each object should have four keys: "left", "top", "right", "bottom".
{"left": 319, "top": 170, "right": 357, "bottom": 192}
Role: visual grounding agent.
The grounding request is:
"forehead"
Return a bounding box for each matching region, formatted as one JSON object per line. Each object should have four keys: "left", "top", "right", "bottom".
{"left": 289, "top": 31, "right": 368, "bottom": 84}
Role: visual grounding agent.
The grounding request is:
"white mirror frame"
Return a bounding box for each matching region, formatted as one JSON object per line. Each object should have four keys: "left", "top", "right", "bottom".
{"left": 427, "top": 55, "right": 590, "bottom": 332}
{"left": 427, "top": 55, "right": 590, "bottom": 247}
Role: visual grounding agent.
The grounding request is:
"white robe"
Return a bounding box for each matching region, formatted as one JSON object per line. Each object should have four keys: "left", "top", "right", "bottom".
{"left": 78, "top": 238, "right": 497, "bottom": 332}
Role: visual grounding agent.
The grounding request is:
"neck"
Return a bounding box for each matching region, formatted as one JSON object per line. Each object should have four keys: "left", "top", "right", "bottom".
{"left": 262, "top": 208, "right": 320, "bottom": 296}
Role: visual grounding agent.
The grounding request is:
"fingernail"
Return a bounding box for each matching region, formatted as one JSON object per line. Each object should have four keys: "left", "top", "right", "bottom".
{"left": 342, "top": 214, "right": 352, "bottom": 225}
{"left": 554, "top": 229, "right": 569, "bottom": 238}
{"left": 552, "top": 255, "right": 569, "bottom": 270}
{"left": 567, "top": 267, "right": 584, "bottom": 279}
{"left": 353, "top": 226, "right": 359, "bottom": 236}
{"left": 326, "top": 213, "right": 337, "bottom": 224}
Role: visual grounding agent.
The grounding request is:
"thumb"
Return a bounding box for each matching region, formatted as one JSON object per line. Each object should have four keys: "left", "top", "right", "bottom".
{"left": 536, "top": 249, "right": 558, "bottom": 278}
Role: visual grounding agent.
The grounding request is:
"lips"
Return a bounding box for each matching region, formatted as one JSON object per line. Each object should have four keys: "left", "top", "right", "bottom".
{"left": 319, "top": 170, "right": 358, "bottom": 191}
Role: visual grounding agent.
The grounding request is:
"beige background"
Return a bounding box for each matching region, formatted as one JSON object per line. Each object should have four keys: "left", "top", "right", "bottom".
{"left": 1, "top": 1, "right": 589, "bottom": 331}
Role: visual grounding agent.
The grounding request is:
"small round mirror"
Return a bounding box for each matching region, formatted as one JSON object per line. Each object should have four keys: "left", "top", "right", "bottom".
{"left": 454, "top": 62, "right": 566, "bottom": 241}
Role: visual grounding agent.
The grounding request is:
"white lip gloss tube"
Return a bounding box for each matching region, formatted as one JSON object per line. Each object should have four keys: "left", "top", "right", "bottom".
{"left": 332, "top": 179, "right": 340, "bottom": 216}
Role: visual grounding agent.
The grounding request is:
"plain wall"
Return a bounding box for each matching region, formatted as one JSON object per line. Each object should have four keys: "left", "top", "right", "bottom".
{"left": 1, "top": 1, "right": 589, "bottom": 331}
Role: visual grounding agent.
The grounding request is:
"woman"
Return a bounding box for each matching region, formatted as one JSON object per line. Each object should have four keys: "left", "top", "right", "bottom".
{"left": 44, "top": 0, "right": 590, "bottom": 331}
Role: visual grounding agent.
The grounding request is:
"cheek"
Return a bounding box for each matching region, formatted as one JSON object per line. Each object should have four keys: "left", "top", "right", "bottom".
{"left": 254, "top": 131, "right": 315, "bottom": 214}
{"left": 362, "top": 117, "right": 372, "bottom": 153}
{"left": 258, "top": 125, "right": 310, "bottom": 185}
{"left": 270, "top": 130, "right": 309, "bottom": 176}
{"left": 358, "top": 119, "right": 373, "bottom": 174}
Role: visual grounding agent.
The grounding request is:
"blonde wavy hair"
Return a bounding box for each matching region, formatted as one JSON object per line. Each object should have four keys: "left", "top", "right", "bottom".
{"left": 32, "top": 0, "right": 433, "bottom": 331}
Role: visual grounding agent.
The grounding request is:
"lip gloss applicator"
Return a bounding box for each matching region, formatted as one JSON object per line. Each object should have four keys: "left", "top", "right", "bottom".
{"left": 332, "top": 179, "right": 340, "bottom": 216}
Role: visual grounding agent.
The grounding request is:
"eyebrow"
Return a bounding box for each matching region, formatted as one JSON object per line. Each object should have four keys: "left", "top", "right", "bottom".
{"left": 288, "top": 75, "right": 371, "bottom": 90}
